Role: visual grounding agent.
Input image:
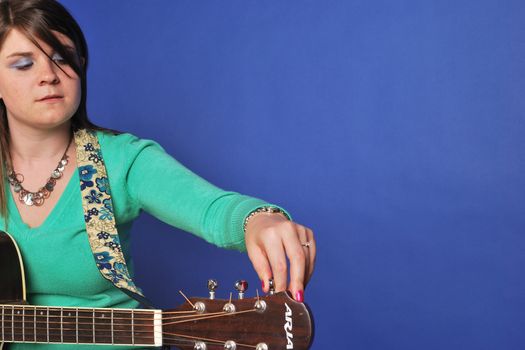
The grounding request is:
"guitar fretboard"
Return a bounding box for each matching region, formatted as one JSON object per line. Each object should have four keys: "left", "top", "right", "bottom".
{"left": 0, "top": 304, "right": 162, "bottom": 346}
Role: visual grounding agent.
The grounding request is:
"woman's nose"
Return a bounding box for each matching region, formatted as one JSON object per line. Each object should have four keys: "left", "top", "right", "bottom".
{"left": 38, "top": 59, "right": 60, "bottom": 85}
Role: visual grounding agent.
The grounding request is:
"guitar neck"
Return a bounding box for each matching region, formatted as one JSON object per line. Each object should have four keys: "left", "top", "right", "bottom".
{"left": 0, "top": 304, "right": 162, "bottom": 347}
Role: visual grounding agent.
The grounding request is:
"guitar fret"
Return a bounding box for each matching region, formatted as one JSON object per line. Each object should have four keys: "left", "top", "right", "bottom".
{"left": 75, "top": 308, "right": 79, "bottom": 344}
{"left": 13, "top": 306, "right": 22, "bottom": 342}
{"left": 114, "top": 310, "right": 133, "bottom": 345}
{"left": 131, "top": 309, "right": 134, "bottom": 345}
{"left": 133, "top": 310, "right": 157, "bottom": 346}
{"left": 111, "top": 309, "right": 114, "bottom": 344}
{"left": 23, "top": 306, "right": 35, "bottom": 342}
{"left": 92, "top": 309, "right": 95, "bottom": 343}
{"left": 62, "top": 308, "right": 76, "bottom": 343}
{"left": 94, "top": 309, "right": 111, "bottom": 344}
{"left": 22, "top": 307, "right": 24, "bottom": 342}
{"left": 29, "top": 307, "right": 34, "bottom": 342}
{"left": 33, "top": 308, "right": 36, "bottom": 342}
{"left": 48, "top": 307, "right": 61, "bottom": 343}
{"left": 75, "top": 308, "right": 92, "bottom": 344}
{"left": 11, "top": 305, "right": 14, "bottom": 342}
{"left": 47, "top": 307, "right": 50, "bottom": 343}
{"left": 1, "top": 305, "right": 4, "bottom": 341}
{"left": 34, "top": 307, "right": 48, "bottom": 343}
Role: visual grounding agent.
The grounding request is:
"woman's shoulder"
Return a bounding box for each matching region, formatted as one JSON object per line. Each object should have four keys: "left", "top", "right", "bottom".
{"left": 95, "top": 130, "right": 164, "bottom": 154}
{"left": 91, "top": 130, "right": 166, "bottom": 171}
{"left": 96, "top": 130, "right": 141, "bottom": 145}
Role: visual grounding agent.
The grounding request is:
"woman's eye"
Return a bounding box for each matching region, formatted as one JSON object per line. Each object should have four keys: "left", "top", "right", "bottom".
{"left": 11, "top": 58, "right": 34, "bottom": 70}
{"left": 52, "top": 53, "right": 66, "bottom": 64}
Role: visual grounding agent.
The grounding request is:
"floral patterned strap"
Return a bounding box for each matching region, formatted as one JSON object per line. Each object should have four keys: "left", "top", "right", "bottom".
{"left": 74, "top": 129, "right": 145, "bottom": 300}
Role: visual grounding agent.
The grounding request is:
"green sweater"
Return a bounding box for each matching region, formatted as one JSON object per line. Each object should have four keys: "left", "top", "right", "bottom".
{"left": 0, "top": 131, "right": 286, "bottom": 350}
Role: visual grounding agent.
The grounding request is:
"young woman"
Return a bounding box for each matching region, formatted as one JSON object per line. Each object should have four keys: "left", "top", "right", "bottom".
{"left": 0, "top": 0, "right": 315, "bottom": 349}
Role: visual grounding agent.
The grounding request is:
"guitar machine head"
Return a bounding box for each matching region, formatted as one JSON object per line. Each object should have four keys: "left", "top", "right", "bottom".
{"left": 162, "top": 278, "right": 313, "bottom": 350}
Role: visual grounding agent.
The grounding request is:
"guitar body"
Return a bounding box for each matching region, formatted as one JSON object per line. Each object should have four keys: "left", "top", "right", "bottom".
{"left": 0, "top": 230, "right": 27, "bottom": 350}
{"left": 0, "top": 231, "right": 25, "bottom": 304}
{"left": 0, "top": 231, "right": 313, "bottom": 349}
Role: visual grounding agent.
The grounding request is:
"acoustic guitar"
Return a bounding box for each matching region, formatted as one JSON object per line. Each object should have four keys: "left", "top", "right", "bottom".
{"left": 0, "top": 231, "right": 313, "bottom": 349}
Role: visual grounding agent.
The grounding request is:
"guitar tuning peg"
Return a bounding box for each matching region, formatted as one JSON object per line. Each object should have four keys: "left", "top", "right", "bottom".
{"left": 234, "top": 280, "right": 248, "bottom": 299}
{"left": 268, "top": 278, "right": 275, "bottom": 295}
{"left": 208, "top": 279, "right": 218, "bottom": 300}
{"left": 224, "top": 340, "right": 237, "bottom": 350}
{"left": 194, "top": 341, "right": 207, "bottom": 350}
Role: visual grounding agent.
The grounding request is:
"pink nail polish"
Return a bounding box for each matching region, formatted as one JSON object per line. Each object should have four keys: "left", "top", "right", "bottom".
{"left": 261, "top": 280, "right": 265, "bottom": 290}
{"left": 295, "top": 290, "right": 304, "bottom": 302}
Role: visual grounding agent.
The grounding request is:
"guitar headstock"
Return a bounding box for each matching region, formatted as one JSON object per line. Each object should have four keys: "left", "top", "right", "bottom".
{"left": 162, "top": 290, "right": 313, "bottom": 350}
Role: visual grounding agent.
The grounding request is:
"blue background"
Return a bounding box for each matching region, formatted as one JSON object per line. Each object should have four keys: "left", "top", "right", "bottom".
{"left": 60, "top": 1, "right": 524, "bottom": 349}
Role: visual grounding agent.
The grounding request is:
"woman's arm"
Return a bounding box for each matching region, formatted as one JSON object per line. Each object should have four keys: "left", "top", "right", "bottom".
{"left": 118, "top": 133, "right": 315, "bottom": 300}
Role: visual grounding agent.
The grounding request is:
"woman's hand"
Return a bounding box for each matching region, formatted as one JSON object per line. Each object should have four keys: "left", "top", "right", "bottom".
{"left": 244, "top": 212, "right": 316, "bottom": 302}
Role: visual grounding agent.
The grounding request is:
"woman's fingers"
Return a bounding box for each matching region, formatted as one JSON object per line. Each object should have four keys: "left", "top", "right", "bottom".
{"left": 283, "top": 224, "right": 307, "bottom": 301}
{"left": 246, "top": 243, "right": 272, "bottom": 293}
{"left": 305, "top": 227, "right": 316, "bottom": 285}
{"left": 264, "top": 231, "right": 288, "bottom": 292}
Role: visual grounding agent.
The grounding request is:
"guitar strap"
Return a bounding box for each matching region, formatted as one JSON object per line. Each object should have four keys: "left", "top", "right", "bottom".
{"left": 74, "top": 129, "right": 153, "bottom": 308}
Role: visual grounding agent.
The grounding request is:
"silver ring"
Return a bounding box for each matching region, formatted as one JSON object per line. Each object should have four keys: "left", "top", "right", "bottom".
{"left": 301, "top": 241, "right": 311, "bottom": 248}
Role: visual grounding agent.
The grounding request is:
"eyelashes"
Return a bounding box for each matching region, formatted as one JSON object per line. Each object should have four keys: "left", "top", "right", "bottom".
{"left": 10, "top": 57, "right": 33, "bottom": 70}
{"left": 51, "top": 53, "right": 66, "bottom": 64}
{"left": 11, "top": 53, "right": 67, "bottom": 71}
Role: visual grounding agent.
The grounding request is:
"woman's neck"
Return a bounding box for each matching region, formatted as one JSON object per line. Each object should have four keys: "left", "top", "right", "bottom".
{"left": 8, "top": 122, "right": 72, "bottom": 165}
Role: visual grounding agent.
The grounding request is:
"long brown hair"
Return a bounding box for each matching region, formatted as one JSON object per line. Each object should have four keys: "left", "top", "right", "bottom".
{"left": 0, "top": 0, "right": 103, "bottom": 220}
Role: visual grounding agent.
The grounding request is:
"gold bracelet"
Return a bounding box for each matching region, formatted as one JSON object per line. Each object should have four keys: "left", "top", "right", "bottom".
{"left": 243, "top": 206, "right": 290, "bottom": 233}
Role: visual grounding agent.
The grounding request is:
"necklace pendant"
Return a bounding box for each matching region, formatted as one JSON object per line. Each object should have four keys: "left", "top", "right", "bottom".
{"left": 45, "top": 182, "right": 55, "bottom": 192}
{"left": 22, "top": 192, "right": 34, "bottom": 206}
{"left": 33, "top": 196, "right": 45, "bottom": 207}
{"left": 51, "top": 169, "right": 62, "bottom": 179}
{"left": 40, "top": 187, "right": 51, "bottom": 199}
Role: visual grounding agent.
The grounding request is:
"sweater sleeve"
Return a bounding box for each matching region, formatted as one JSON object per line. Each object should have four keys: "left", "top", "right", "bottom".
{"left": 121, "top": 134, "right": 290, "bottom": 251}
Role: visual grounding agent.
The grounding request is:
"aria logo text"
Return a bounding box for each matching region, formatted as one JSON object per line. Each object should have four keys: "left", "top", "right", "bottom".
{"left": 284, "top": 303, "right": 293, "bottom": 349}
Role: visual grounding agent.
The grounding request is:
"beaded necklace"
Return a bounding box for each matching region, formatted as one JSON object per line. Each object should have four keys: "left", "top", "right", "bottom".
{"left": 7, "top": 134, "right": 72, "bottom": 207}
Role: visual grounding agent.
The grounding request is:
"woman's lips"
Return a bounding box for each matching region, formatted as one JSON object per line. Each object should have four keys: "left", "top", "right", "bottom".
{"left": 37, "top": 95, "right": 63, "bottom": 103}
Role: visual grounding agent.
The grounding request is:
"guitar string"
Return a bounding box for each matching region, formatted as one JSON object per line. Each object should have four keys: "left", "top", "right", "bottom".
{"left": 1, "top": 335, "right": 255, "bottom": 350}
{"left": 2, "top": 332, "right": 259, "bottom": 349}
{"left": 0, "top": 308, "right": 256, "bottom": 329}
{"left": 162, "top": 332, "right": 256, "bottom": 349}
{"left": 3, "top": 331, "right": 261, "bottom": 348}
{"left": 0, "top": 305, "right": 194, "bottom": 317}
{"left": 0, "top": 312, "right": 193, "bottom": 323}
{"left": 0, "top": 309, "right": 228, "bottom": 326}
{"left": 2, "top": 334, "right": 260, "bottom": 347}
{"left": 0, "top": 304, "right": 256, "bottom": 320}
{"left": 0, "top": 305, "right": 257, "bottom": 324}
{"left": 162, "top": 308, "right": 256, "bottom": 326}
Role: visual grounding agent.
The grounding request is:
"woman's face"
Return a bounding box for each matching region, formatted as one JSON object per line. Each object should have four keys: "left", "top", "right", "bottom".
{"left": 0, "top": 28, "right": 81, "bottom": 131}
